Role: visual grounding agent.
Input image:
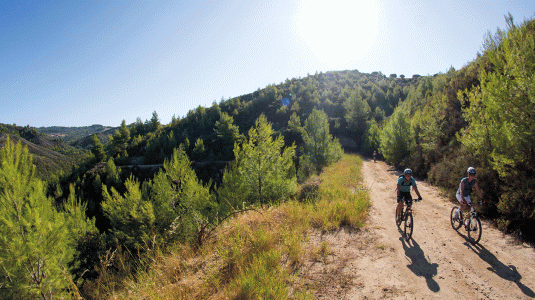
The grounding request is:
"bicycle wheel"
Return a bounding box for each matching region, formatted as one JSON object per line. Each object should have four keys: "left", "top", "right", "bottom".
{"left": 467, "top": 216, "right": 482, "bottom": 244}
{"left": 450, "top": 206, "right": 462, "bottom": 230}
{"left": 403, "top": 212, "right": 413, "bottom": 241}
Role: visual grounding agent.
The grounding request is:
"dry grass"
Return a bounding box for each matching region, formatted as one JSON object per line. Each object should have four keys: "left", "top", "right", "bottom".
{"left": 96, "top": 154, "right": 369, "bottom": 299}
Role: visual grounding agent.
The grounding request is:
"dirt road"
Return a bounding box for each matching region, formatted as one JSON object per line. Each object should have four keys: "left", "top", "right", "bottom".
{"left": 308, "top": 159, "right": 535, "bottom": 299}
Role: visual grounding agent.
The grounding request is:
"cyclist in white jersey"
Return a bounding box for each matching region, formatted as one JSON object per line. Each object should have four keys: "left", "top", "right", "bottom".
{"left": 455, "top": 167, "right": 484, "bottom": 229}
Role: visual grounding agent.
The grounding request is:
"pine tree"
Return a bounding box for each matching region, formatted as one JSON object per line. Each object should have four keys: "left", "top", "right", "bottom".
{"left": 343, "top": 88, "right": 371, "bottom": 135}
{"left": 149, "top": 111, "right": 162, "bottom": 132}
{"left": 91, "top": 134, "right": 106, "bottom": 162}
{"left": 379, "top": 106, "right": 411, "bottom": 167}
{"left": 219, "top": 115, "right": 297, "bottom": 208}
{"left": 61, "top": 184, "right": 99, "bottom": 285}
{"left": 214, "top": 112, "right": 242, "bottom": 159}
{"left": 132, "top": 117, "right": 145, "bottom": 136}
{"left": 108, "top": 120, "right": 130, "bottom": 158}
{"left": 301, "top": 108, "right": 343, "bottom": 173}
{"left": 105, "top": 157, "right": 120, "bottom": 187}
{"left": 192, "top": 138, "right": 206, "bottom": 161}
{"left": 362, "top": 119, "right": 381, "bottom": 156}
{"left": 102, "top": 175, "right": 155, "bottom": 252}
{"left": 0, "top": 137, "right": 75, "bottom": 299}
{"left": 218, "top": 160, "right": 249, "bottom": 213}
{"left": 150, "top": 147, "right": 216, "bottom": 244}
{"left": 285, "top": 112, "right": 304, "bottom": 146}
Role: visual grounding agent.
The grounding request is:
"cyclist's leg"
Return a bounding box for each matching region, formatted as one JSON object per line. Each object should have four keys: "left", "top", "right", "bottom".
{"left": 454, "top": 193, "right": 463, "bottom": 218}
{"left": 405, "top": 193, "right": 413, "bottom": 210}
{"left": 456, "top": 193, "right": 469, "bottom": 212}
{"left": 397, "top": 192, "right": 410, "bottom": 219}
{"left": 461, "top": 196, "right": 472, "bottom": 228}
{"left": 396, "top": 197, "right": 404, "bottom": 221}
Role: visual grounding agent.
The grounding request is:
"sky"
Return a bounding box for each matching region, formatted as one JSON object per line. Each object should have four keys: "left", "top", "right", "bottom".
{"left": 1, "top": 1, "right": 534, "bottom": 128}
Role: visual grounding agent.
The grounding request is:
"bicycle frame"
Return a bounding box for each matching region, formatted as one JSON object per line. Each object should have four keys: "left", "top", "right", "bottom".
{"left": 451, "top": 201, "right": 482, "bottom": 244}
{"left": 462, "top": 203, "right": 479, "bottom": 223}
{"left": 401, "top": 199, "right": 418, "bottom": 215}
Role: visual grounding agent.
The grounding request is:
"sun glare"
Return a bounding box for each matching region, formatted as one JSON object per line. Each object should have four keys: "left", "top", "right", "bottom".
{"left": 294, "top": 0, "right": 380, "bottom": 69}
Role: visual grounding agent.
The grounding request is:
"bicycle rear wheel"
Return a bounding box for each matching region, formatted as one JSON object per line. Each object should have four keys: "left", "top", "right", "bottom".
{"left": 467, "top": 216, "right": 482, "bottom": 244}
{"left": 403, "top": 212, "right": 413, "bottom": 241}
{"left": 450, "top": 206, "right": 462, "bottom": 230}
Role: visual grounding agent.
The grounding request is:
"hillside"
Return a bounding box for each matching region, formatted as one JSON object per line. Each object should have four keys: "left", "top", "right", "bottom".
{"left": 37, "top": 124, "right": 115, "bottom": 148}
{"left": 117, "top": 70, "right": 420, "bottom": 168}
{"left": 0, "top": 124, "right": 88, "bottom": 179}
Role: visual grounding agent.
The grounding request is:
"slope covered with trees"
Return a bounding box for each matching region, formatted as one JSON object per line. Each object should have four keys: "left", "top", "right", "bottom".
{"left": 37, "top": 124, "right": 115, "bottom": 146}
{"left": 0, "top": 124, "right": 88, "bottom": 179}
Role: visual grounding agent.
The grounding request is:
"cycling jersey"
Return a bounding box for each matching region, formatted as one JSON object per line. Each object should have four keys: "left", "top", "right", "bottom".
{"left": 457, "top": 177, "right": 477, "bottom": 196}
{"left": 397, "top": 176, "right": 416, "bottom": 193}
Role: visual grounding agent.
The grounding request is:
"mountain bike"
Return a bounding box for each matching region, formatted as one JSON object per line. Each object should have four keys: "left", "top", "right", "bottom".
{"left": 396, "top": 198, "right": 420, "bottom": 241}
{"left": 450, "top": 202, "right": 482, "bottom": 244}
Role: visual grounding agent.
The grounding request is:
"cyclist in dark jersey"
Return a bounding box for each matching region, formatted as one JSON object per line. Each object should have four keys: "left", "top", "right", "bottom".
{"left": 396, "top": 168, "right": 422, "bottom": 222}
{"left": 454, "top": 167, "right": 483, "bottom": 229}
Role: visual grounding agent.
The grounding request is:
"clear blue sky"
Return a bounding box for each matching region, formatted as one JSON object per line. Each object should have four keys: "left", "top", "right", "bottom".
{"left": 1, "top": 0, "right": 533, "bottom": 127}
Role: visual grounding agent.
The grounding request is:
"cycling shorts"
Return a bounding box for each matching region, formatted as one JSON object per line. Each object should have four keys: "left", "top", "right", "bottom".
{"left": 456, "top": 193, "right": 472, "bottom": 205}
{"left": 398, "top": 192, "right": 412, "bottom": 204}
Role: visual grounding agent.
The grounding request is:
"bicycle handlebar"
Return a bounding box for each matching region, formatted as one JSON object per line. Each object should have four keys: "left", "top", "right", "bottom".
{"left": 462, "top": 199, "right": 485, "bottom": 206}
{"left": 398, "top": 198, "right": 421, "bottom": 203}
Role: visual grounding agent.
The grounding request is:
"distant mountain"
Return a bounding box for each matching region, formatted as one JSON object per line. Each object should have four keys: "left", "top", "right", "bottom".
{"left": 37, "top": 124, "right": 115, "bottom": 146}
{"left": 0, "top": 124, "right": 89, "bottom": 179}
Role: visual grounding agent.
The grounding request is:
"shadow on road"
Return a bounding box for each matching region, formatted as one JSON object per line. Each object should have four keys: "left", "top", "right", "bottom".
{"left": 466, "top": 242, "right": 535, "bottom": 297}
{"left": 400, "top": 237, "right": 440, "bottom": 293}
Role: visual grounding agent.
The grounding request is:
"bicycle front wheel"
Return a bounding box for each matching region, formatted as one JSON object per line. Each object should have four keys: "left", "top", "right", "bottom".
{"left": 404, "top": 212, "right": 413, "bottom": 241}
{"left": 450, "top": 206, "right": 462, "bottom": 230}
{"left": 467, "top": 216, "right": 482, "bottom": 244}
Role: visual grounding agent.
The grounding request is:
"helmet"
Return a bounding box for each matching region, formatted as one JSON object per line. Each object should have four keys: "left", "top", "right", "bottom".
{"left": 467, "top": 167, "right": 476, "bottom": 175}
{"left": 404, "top": 168, "right": 412, "bottom": 175}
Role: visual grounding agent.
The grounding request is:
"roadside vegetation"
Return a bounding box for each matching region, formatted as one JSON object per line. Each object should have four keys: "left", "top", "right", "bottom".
{"left": 86, "top": 154, "right": 368, "bottom": 299}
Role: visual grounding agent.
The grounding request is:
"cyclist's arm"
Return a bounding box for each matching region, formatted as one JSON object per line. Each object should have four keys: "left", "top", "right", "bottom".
{"left": 412, "top": 185, "right": 422, "bottom": 199}
{"left": 396, "top": 184, "right": 401, "bottom": 198}
{"left": 460, "top": 180, "right": 466, "bottom": 200}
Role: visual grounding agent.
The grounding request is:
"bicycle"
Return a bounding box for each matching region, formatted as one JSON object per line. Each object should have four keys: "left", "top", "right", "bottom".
{"left": 450, "top": 202, "right": 482, "bottom": 244}
{"left": 396, "top": 198, "right": 420, "bottom": 241}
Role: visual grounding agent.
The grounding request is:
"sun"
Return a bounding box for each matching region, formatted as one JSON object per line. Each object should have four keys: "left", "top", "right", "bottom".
{"left": 293, "top": 0, "right": 380, "bottom": 69}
